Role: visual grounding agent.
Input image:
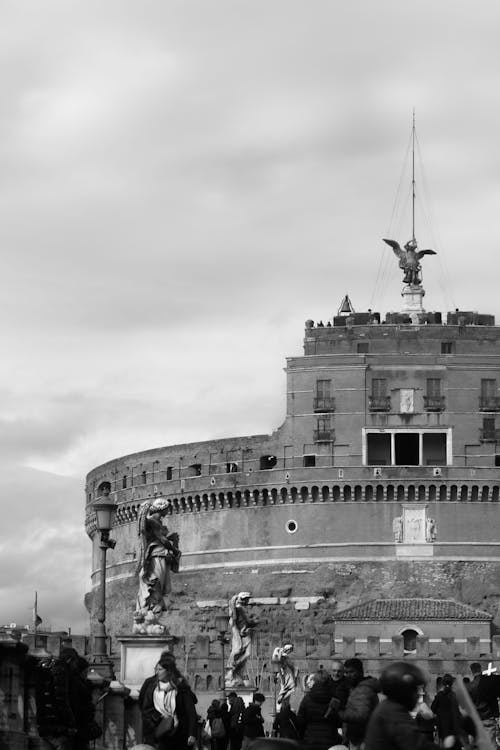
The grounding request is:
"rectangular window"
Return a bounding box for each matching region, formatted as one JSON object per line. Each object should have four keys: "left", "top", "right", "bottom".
{"left": 481, "top": 417, "right": 496, "bottom": 442}
{"left": 372, "top": 378, "right": 387, "bottom": 397}
{"left": 394, "top": 433, "right": 419, "bottom": 465}
{"left": 367, "top": 434, "right": 390, "bottom": 465}
{"left": 316, "top": 380, "right": 331, "bottom": 398}
{"left": 315, "top": 380, "right": 334, "bottom": 411}
{"left": 303, "top": 454, "right": 316, "bottom": 467}
{"left": 189, "top": 463, "right": 202, "bottom": 476}
{"left": 422, "top": 433, "right": 447, "bottom": 465}
{"left": 166, "top": 466, "right": 173, "bottom": 480}
{"left": 357, "top": 342, "right": 369, "bottom": 353}
{"left": 480, "top": 379, "right": 499, "bottom": 411}
{"left": 441, "top": 342, "right": 454, "bottom": 354}
{"left": 369, "top": 378, "right": 390, "bottom": 411}
{"left": 314, "top": 416, "right": 333, "bottom": 442}
{"left": 424, "top": 378, "right": 444, "bottom": 411}
{"left": 427, "top": 378, "right": 441, "bottom": 397}
{"left": 481, "top": 379, "right": 496, "bottom": 398}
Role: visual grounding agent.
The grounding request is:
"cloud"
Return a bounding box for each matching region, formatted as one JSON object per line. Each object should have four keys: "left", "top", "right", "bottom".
{"left": 2, "top": 0, "right": 500, "bottom": 631}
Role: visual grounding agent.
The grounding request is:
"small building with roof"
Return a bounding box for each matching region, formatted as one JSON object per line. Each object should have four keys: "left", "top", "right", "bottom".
{"left": 331, "top": 597, "right": 493, "bottom": 655}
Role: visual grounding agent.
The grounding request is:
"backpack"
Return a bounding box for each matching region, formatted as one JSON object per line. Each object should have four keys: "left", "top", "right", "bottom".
{"left": 211, "top": 717, "right": 226, "bottom": 738}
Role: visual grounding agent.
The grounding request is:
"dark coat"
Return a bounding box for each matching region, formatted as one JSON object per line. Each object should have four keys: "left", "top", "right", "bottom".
{"left": 365, "top": 699, "right": 440, "bottom": 750}
{"left": 241, "top": 704, "right": 265, "bottom": 739}
{"left": 342, "top": 676, "right": 379, "bottom": 745}
{"left": 296, "top": 680, "right": 342, "bottom": 750}
{"left": 469, "top": 674, "right": 500, "bottom": 719}
{"left": 330, "top": 678, "right": 350, "bottom": 711}
{"left": 228, "top": 697, "right": 245, "bottom": 733}
{"left": 138, "top": 674, "right": 198, "bottom": 750}
{"left": 431, "top": 688, "right": 460, "bottom": 739}
{"left": 272, "top": 704, "right": 299, "bottom": 740}
{"left": 35, "top": 658, "right": 76, "bottom": 738}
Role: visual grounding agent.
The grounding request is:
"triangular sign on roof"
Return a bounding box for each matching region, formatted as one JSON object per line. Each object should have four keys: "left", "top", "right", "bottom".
{"left": 338, "top": 294, "right": 355, "bottom": 315}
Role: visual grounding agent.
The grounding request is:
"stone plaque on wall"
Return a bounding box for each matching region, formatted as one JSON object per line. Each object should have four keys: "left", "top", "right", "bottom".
{"left": 403, "top": 506, "right": 426, "bottom": 543}
{"left": 400, "top": 389, "right": 414, "bottom": 413}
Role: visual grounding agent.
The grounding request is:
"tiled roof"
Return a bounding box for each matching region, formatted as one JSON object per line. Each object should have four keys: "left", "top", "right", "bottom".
{"left": 333, "top": 598, "right": 492, "bottom": 622}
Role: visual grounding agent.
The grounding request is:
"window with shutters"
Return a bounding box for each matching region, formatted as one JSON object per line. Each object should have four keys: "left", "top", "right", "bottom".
{"left": 314, "top": 379, "right": 335, "bottom": 411}
{"left": 480, "top": 379, "right": 499, "bottom": 411}
{"left": 481, "top": 417, "right": 498, "bottom": 442}
{"left": 369, "top": 378, "right": 390, "bottom": 411}
{"left": 424, "top": 378, "right": 444, "bottom": 411}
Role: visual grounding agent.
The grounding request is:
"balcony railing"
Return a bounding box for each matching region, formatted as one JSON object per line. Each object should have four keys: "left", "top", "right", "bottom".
{"left": 313, "top": 429, "right": 335, "bottom": 443}
{"left": 480, "top": 396, "right": 500, "bottom": 412}
{"left": 423, "top": 395, "right": 445, "bottom": 412}
{"left": 369, "top": 396, "right": 391, "bottom": 412}
{"left": 314, "top": 396, "right": 335, "bottom": 412}
{"left": 480, "top": 427, "right": 500, "bottom": 443}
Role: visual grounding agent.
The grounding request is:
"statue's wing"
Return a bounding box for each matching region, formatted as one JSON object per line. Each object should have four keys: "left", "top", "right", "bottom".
{"left": 135, "top": 501, "right": 152, "bottom": 574}
{"left": 383, "top": 238, "right": 404, "bottom": 258}
{"left": 417, "top": 249, "right": 437, "bottom": 258}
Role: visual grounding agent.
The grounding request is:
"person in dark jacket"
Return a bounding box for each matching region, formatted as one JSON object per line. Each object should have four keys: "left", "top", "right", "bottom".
{"left": 35, "top": 655, "right": 77, "bottom": 750}
{"left": 241, "top": 693, "right": 265, "bottom": 750}
{"left": 342, "top": 658, "right": 379, "bottom": 750}
{"left": 207, "top": 699, "right": 228, "bottom": 750}
{"left": 227, "top": 693, "right": 245, "bottom": 750}
{"left": 431, "top": 674, "right": 462, "bottom": 746}
{"left": 468, "top": 661, "right": 500, "bottom": 746}
{"left": 272, "top": 697, "right": 299, "bottom": 741}
{"left": 138, "top": 652, "right": 198, "bottom": 750}
{"left": 364, "top": 662, "right": 445, "bottom": 750}
{"left": 60, "top": 650, "right": 99, "bottom": 750}
{"left": 296, "top": 671, "right": 342, "bottom": 750}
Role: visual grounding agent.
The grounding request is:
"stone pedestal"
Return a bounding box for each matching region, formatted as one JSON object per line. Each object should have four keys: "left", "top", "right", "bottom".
{"left": 401, "top": 284, "right": 425, "bottom": 315}
{"left": 118, "top": 635, "right": 177, "bottom": 692}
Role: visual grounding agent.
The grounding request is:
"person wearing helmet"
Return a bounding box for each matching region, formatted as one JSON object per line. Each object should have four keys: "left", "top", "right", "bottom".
{"left": 364, "top": 662, "right": 454, "bottom": 750}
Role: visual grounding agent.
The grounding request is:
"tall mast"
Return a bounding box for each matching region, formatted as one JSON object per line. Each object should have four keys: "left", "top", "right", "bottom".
{"left": 412, "top": 108, "right": 416, "bottom": 243}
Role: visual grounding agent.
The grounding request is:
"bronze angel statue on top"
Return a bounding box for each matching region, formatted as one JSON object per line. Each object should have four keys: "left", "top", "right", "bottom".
{"left": 383, "top": 238, "right": 437, "bottom": 286}
{"left": 133, "top": 498, "right": 181, "bottom": 634}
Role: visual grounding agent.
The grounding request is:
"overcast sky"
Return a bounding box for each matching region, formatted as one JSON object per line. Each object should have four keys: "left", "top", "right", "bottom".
{"left": 2, "top": 0, "right": 500, "bottom": 633}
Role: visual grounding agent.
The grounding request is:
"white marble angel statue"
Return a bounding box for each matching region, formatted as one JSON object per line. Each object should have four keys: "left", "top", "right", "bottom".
{"left": 225, "top": 592, "right": 259, "bottom": 687}
{"left": 271, "top": 643, "right": 299, "bottom": 709}
{"left": 134, "top": 498, "right": 181, "bottom": 632}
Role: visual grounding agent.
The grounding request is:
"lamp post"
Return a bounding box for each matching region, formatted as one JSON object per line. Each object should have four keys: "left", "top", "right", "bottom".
{"left": 91, "top": 491, "right": 117, "bottom": 679}
{"left": 215, "top": 613, "right": 230, "bottom": 696}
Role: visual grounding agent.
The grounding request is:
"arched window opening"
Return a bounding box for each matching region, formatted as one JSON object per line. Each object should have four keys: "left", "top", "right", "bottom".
{"left": 401, "top": 627, "right": 421, "bottom": 654}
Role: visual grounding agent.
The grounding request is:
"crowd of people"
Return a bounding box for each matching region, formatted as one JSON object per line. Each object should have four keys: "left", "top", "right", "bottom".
{"left": 136, "top": 653, "right": 500, "bottom": 750}
{"left": 32, "top": 648, "right": 500, "bottom": 750}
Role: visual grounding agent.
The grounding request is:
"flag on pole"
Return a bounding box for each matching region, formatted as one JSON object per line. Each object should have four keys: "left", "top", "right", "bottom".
{"left": 33, "top": 592, "right": 42, "bottom": 629}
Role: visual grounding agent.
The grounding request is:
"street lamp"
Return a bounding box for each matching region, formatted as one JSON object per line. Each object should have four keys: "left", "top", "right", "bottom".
{"left": 215, "top": 613, "right": 230, "bottom": 696}
{"left": 91, "top": 491, "right": 117, "bottom": 678}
